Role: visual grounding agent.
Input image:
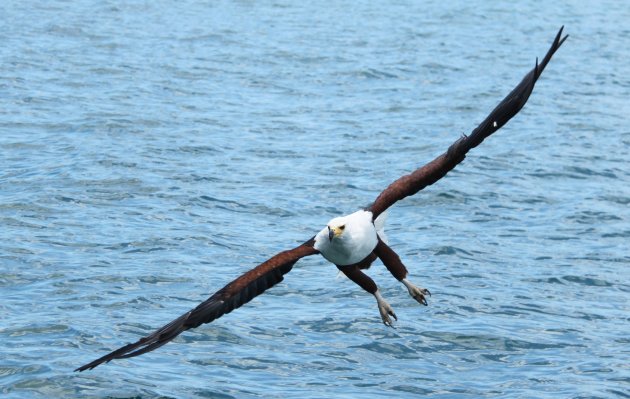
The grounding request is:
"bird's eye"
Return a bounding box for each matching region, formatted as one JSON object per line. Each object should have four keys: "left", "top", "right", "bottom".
{"left": 339, "top": 225, "right": 345, "bottom": 230}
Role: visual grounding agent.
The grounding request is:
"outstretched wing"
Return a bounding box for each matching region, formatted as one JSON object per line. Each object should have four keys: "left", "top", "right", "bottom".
{"left": 368, "top": 27, "right": 568, "bottom": 220}
{"left": 76, "top": 238, "right": 319, "bottom": 371}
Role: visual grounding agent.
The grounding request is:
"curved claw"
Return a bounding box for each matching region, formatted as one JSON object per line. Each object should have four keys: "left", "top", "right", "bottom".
{"left": 413, "top": 294, "right": 428, "bottom": 306}
{"left": 382, "top": 308, "right": 397, "bottom": 328}
{"left": 375, "top": 292, "right": 397, "bottom": 327}
{"left": 403, "top": 280, "right": 431, "bottom": 306}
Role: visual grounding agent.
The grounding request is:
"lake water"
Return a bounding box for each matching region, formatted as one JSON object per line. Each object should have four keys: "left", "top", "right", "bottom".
{"left": 1, "top": 1, "right": 629, "bottom": 398}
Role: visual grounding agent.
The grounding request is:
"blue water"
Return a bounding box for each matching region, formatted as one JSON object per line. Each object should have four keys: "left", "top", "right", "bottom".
{"left": 1, "top": 1, "right": 629, "bottom": 398}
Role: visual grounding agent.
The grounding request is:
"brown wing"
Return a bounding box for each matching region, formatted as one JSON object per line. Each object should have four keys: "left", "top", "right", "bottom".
{"left": 75, "top": 238, "right": 319, "bottom": 371}
{"left": 368, "top": 27, "right": 568, "bottom": 220}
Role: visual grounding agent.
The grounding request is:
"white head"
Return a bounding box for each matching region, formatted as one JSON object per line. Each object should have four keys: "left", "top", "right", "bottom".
{"left": 314, "top": 210, "right": 379, "bottom": 265}
{"left": 325, "top": 215, "right": 349, "bottom": 243}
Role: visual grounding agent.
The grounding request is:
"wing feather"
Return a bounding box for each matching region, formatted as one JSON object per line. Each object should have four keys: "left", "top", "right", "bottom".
{"left": 368, "top": 27, "right": 568, "bottom": 219}
{"left": 75, "top": 238, "right": 318, "bottom": 371}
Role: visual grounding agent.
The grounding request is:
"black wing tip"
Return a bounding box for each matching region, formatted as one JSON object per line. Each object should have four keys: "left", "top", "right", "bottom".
{"left": 555, "top": 25, "right": 569, "bottom": 49}
{"left": 557, "top": 25, "right": 569, "bottom": 44}
{"left": 75, "top": 348, "right": 123, "bottom": 371}
{"left": 74, "top": 315, "right": 191, "bottom": 371}
{"left": 559, "top": 34, "right": 569, "bottom": 47}
{"left": 75, "top": 349, "right": 125, "bottom": 372}
{"left": 533, "top": 26, "right": 568, "bottom": 81}
{"left": 75, "top": 359, "right": 109, "bottom": 372}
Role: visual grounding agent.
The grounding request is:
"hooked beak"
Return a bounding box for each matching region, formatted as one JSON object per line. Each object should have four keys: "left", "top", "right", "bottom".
{"left": 328, "top": 226, "right": 334, "bottom": 242}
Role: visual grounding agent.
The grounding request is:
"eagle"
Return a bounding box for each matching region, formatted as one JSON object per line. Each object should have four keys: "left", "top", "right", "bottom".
{"left": 76, "top": 27, "right": 567, "bottom": 371}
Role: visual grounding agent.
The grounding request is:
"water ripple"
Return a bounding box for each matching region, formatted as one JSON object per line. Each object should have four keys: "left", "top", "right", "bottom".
{"left": 1, "top": 2, "right": 629, "bottom": 399}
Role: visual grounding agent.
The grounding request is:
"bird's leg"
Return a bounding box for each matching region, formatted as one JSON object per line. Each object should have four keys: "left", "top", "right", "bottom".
{"left": 337, "top": 264, "right": 397, "bottom": 327}
{"left": 374, "top": 289, "right": 397, "bottom": 327}
{"left": 373, "top": 237, "right": 431, "bottom": 306}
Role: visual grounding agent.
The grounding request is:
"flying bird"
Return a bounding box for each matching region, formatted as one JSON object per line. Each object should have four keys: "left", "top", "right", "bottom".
{"left": 76, "top": 27, "right": 567, "bottom": 371}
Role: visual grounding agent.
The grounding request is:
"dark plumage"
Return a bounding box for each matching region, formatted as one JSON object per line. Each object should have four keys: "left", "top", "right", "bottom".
{"left": 76, "top": 238, "right": 318, "bottom": 371}
{"left": 368, "top": 27, "right": 568, "bottom": 220}
{"left": 76, "top": 27, "right": 567, "bottom": 371}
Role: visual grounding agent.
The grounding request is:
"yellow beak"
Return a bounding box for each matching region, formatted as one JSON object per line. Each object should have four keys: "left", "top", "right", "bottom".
{"left": 328, "top": 226, "right": 342, "bottom": 241}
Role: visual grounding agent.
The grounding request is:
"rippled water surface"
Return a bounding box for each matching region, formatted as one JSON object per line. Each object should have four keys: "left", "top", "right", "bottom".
{"left": 1, "top": 1, "right": 629, "bottom": 398}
